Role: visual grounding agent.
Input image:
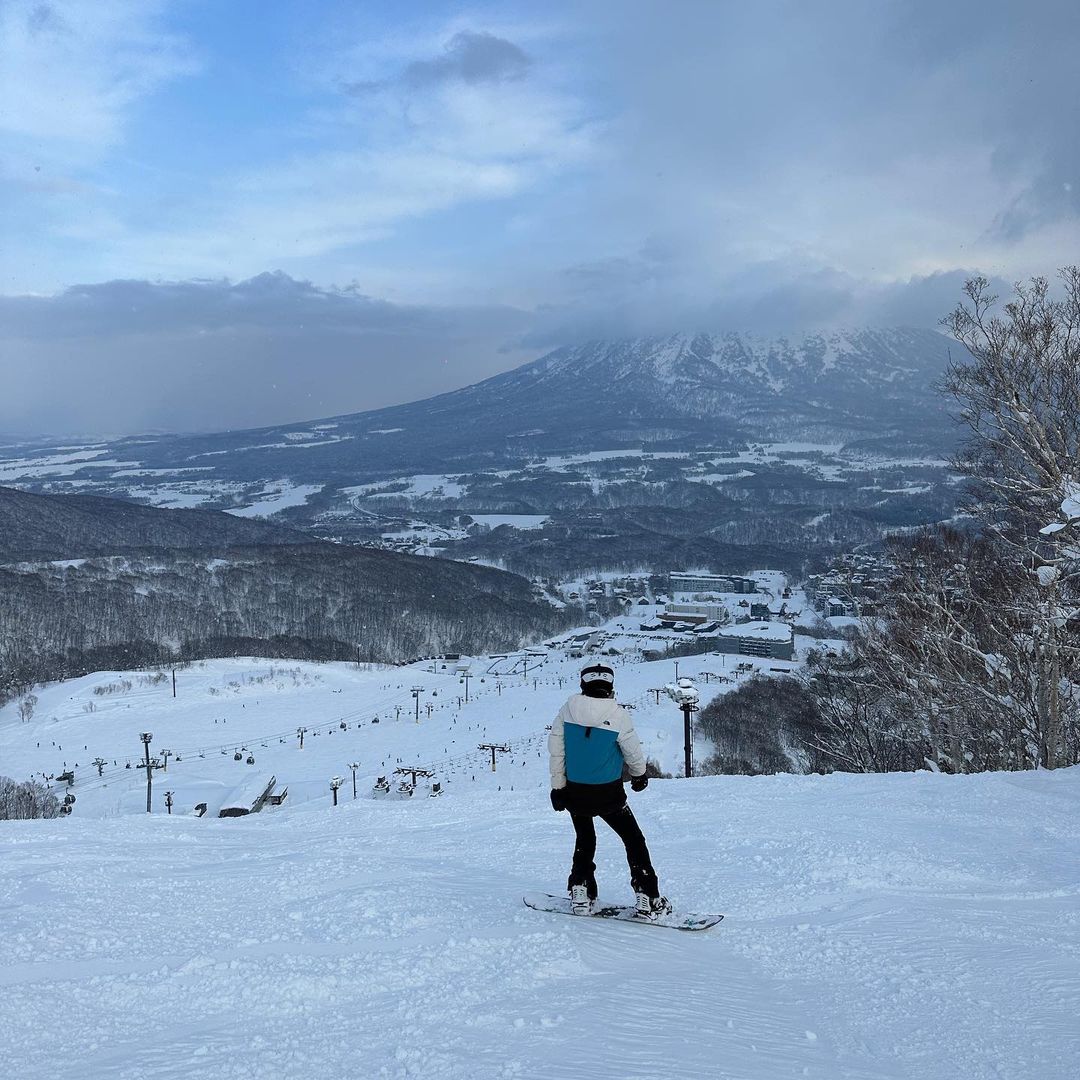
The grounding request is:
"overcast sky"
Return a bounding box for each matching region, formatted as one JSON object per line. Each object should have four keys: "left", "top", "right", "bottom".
{"left": 2, "top": 0, "right": 1079, "bottom": 436}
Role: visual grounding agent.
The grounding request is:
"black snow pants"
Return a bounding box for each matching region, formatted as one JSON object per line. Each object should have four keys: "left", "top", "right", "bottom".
{"left": 567, "top": 802, "right": 659, "bottom": 900}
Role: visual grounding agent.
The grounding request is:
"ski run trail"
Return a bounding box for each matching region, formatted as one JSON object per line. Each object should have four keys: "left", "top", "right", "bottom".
{"left": 1, "top": 653, "right": 1079, "bottom": 1079}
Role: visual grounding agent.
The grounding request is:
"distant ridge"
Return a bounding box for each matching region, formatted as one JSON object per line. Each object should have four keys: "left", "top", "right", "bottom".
{"left": 0, "top": 485, "right": 309, "bottom": 562}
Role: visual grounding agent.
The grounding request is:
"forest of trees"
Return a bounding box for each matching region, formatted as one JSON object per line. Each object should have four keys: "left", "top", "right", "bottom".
{"left": 0, "top": 542, "right": 576, "bottom": 704}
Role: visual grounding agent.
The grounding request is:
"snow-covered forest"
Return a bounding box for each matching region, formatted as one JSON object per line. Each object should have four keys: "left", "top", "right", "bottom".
{"left": 0, "top": 542, "right": 574, "bottom": 704}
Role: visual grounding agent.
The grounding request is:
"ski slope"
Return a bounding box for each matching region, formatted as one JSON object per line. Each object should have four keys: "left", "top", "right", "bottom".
{"left": 2, "top": 635, "right": 1078, "bottom": 1079}
{"left": 0, "top": 634, "right": 792, "bottom": 819}
{"left": 1, "top": 768, "right": 1077, "bottom": 1080}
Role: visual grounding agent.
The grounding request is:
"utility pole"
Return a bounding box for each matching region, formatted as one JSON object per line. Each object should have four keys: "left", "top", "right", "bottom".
{"left": 164, "top": 791, "right": 174, "bottom": 815}
{"left": 160, "top": 749, "right": 172, "bottom": 772}
{"left": 92, "top": 757, "right": 107, "bottom": 777}
{"left": 171, "top": 669, "right": 176, "bottom": 698}
{"left": 140, "top": 732, "right": 153, "bottom": 813}
{"left": 411, "top": 685, "right": 425, "bottom": 721}
{"left": 479, "top": 743, "right": 510, "bottom": 772}
{"left": 330, "top": 776, "right": 343, "bottom": 806}
{"left": 648, "top": 688, "right": 662, "bottom": 705}
{"left": 349, "top": 761, "right": 360, "bottom": 799}
{"left": 425, "top": 702, "right": 434, "bottom": 720}
{"left": 674, "top": 659, "right": 680, "bottom": 681}
{"left": 459, "top": 671, "right": 473, "bottom": 702}
{"left": 297, "top": 726, "right": 308, "bottom": 749}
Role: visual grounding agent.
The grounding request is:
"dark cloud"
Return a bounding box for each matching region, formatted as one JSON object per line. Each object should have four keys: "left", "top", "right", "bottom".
{"left": 883, "top": 0, "right": 1080, "bottom": 241}
{"left": 0, "top": 267, "right": 1003, "bottom": 439}
{"left": 26, "top": 3, "right": 66, "bottom": 37}
{"left": 404, "top": 30, "right": 531, "bottom": 87}
{"left": 588, "top": 0, "right": 1080, "bottom": 249}
{"left": 342, "top": 30, "right": 530, "bottom": 96}
{"left": 518, "top": 259, "right": 1007, "bottom": 349}
{"left": 0, "top": 274, "right": 532, "bottom": 437}
{"left": 991, "top": 148, "right": 1080, "bottom": 241}
{"left": 0, "top": 272, "right": 454, "bottom": 339}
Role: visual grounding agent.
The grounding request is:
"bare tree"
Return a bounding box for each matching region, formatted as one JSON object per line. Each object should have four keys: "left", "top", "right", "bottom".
{"left": 0, "top": 776, "right": 60, "bottom": 820}
{"left": 943, "top": 270, "right": 1080, "bottom": 767}
{"left": 802, "top": 644, "right": 924, "bottom": 773}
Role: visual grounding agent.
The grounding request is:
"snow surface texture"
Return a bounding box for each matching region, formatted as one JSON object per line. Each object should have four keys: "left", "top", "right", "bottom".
{"left": 1, "top": 769, "right": 1077, "bottom": 1079}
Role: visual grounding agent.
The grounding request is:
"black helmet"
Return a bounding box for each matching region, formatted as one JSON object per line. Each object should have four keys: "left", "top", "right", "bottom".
{"left": 580, "top": 663, "right": 614, "bottom": 697}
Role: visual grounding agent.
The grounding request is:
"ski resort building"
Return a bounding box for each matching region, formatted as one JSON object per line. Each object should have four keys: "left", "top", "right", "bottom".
{"left": 669, "top": 571, "right": 758, "bottom": 594}
{"left": 713, "top": 621, "right": 795, "bottom": 661}
{"left": 660, "top": 601, "right": 727, "bottom": 624}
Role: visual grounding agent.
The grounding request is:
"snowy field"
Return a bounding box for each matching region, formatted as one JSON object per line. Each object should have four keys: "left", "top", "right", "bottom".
{"left": 1, "top": 768, "right": 1077, "bottom": 1080}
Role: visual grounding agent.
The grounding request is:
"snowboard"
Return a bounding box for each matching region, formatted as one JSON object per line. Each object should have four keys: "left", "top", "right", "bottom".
{"left": 523, "top": 892, "right": 723, "bottom": 932}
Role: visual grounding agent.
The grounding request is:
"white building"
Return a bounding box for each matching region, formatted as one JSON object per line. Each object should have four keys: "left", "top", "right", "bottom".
{"left": 669, "top": 571, "right": 758, "bottom": 594}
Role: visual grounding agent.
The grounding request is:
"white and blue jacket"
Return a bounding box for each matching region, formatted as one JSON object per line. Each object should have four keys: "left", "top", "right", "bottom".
{"left": 549, "top": 694, "right": 647, "bottom": 789}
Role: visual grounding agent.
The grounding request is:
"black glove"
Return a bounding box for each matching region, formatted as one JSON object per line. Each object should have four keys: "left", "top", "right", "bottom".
{"left": 550, "top": 788, "right": 567, "bottom": 812}
{"left": 630, "top": 774, "right": 648, "bottom": 792}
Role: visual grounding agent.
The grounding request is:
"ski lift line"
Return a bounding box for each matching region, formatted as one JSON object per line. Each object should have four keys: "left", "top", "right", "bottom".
{"left": 56, "top": 696, "right": 468, "bottom": 793}
{"left": 142, "top": 685, "right": 429, "bottom": 759}
{"left": 410, "top": 728, "right": 547, "bottom": 776}
{"left": 63, "top": 666, "right": 647, "bottom": 783}
{"left": 49, "top": 683, "right": 457, "bottom": 792}
{"left": 50, "top": 669, "right": 585, "bottom": 801}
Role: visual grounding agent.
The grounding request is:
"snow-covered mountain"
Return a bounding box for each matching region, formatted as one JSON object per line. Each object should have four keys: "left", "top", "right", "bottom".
{"left": 344, "top": 326, "right": 955, "bottom": 465}
{"left": 0, "top": 327, "right": 959, "bottom": 491}
{"left": 0, "top": 328, "right": 962, "bottom": 568}
{"left": 499, "top": 327, "right": 955, "bottom": 435}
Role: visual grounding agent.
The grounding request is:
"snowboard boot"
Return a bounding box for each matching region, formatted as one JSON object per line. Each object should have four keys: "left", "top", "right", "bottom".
{"left": 635, "top": 891, "right": 673, "bottom": 920}
{"left": 570, "top": 884, "right": 593, "bottom": 916}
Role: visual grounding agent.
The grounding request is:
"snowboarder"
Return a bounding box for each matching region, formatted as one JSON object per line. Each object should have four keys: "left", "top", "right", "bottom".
{"left": 548, "top": 663, "right": 671, "bottom": 919}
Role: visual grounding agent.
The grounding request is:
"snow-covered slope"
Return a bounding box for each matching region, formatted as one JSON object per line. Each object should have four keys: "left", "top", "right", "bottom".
{"left": 2, "top": 630, "right": 1079, "bottom": 1079}
{"left": 2, "top": 767, "right": 1077, "bottom": 1080}
{"left": 0, "top": 636, "right": 780, "bottom": 817}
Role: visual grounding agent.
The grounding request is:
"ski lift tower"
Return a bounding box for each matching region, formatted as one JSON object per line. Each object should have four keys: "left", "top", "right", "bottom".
{"left": 410, "top": 685, "right": 425, "bottom": 721}
{"left": 457, "top": 667, "right": 474, "bottom": 702}
{"left": 394, "top": 766, "right": 435, "bottom": 796}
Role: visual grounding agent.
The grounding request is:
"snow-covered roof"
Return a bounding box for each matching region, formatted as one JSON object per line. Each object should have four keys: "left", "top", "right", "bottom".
{"left": 718, "top": 620, "right": 793, "bottom": 642}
